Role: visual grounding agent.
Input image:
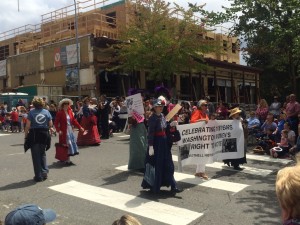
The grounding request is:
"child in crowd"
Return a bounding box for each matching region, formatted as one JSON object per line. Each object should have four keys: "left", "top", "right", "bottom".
{"left": 256, "top": 128, "right": 276, "bottom": 154}
{"left": 270, "top": 129, "right": 289, "bottom": 158}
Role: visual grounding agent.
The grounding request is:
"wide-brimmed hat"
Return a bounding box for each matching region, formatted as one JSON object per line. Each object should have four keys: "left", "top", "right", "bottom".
{"left": 229, "top": 107, "right": 241, "bottom": 118}
{"left": 58, "top": 98, "right": 73, "bottom": 108}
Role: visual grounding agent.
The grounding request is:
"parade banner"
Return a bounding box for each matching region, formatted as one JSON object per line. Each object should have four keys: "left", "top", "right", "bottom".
{"left": 126, "top": 93, "right": 144, "bottom": 116}
{"left": 176, "top": 120, "right": 244, "bottom": 166}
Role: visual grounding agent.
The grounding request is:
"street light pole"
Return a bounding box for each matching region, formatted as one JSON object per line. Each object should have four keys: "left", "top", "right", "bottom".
{"left": 74, "top": 0, "right": 81, "bottom": 99}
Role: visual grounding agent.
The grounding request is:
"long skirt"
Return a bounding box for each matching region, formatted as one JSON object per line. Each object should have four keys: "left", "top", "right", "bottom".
{"left": 128, "top": 123, "right": 147, "bottom": 170}
{"left": 66, "top": 124, "right": 79, "bottom": 156}
{"left": 141, "top": 135, "right": 176, "bottom": 193}
{"left": 77, "top": 115, "right": 101, "bottom": 146}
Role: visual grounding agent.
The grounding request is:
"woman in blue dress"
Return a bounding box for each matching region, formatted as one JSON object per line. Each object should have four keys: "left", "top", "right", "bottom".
{"left": 141, "top": 99, "right": 182, "bottom": 194}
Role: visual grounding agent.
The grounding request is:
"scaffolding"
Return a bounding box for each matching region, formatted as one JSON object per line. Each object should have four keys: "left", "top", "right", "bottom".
{"left": 0, "top": 0, "right": 121, "bottom": 56}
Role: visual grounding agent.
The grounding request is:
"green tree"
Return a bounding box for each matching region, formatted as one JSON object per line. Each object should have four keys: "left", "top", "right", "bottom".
{"left": 206, "top": 0, "right": 300, "bottom": 96}
{"left": 114, "top": 0, "right": 219, "bottom": 81}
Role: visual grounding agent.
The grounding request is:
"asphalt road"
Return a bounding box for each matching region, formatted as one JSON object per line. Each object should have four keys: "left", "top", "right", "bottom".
{"left": 0, "top": 131, "right": 291, "bottom": 225}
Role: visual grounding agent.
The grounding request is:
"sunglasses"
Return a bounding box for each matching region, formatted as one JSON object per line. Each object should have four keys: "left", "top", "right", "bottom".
{"left": 202, "top": 104, "right": 208, "bottom": 107}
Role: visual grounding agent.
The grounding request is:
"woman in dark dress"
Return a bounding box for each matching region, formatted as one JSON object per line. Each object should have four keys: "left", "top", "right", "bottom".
{"left": 141, "top": 99, "right": 182, "bottom": 194}
{"left": 223, "top": 107, "right": 247, "bottom": 170}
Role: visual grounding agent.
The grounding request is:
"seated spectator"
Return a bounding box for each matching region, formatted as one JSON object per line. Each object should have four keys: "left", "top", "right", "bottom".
{"left": 5, "top": 204, "right": 56, "bottom": 225}
{"left": 259, "top": 113, "right": 277, "bottom": 137}
{"left": 285, "top": 122, "right": 296, "bottom": 147}
{"left": 270, "top": 129, "right": 289, "bottom": 158}
{"left": 256, "top": 128, "right": 276, "bottom": 154}
{"left": 247, "top": 111, "right": 260, "bottom": 134}
{"left": 274, "top": 112, "right": 288, "bottom": 142}
{"left": 276, "top": 158, "right": 300, "bottom": 224}
{"left": 289, "top": 124, "right": 300, "bottom": 157}
{"left": 112, "top": 214, "right": 142, "bottom": 225}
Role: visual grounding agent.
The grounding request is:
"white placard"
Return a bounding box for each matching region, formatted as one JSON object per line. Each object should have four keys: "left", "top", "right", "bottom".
{"left": 176, "top": 120, "right": 244, "bottom": 166}
{"left": 126, "top": 93, "right": 144, "bottom": 116}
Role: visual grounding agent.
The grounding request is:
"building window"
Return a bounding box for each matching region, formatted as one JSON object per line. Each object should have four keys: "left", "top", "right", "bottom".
{"left": 106, "top": 12, "right": 116, "bottom": 28}
{"left": 0, "top": 45, "right": 9, "bottom": 60}
{"left": 223, "top": 40, "right": 227, "bottom": 51}
{"left": 232, "top": 42, "right": 237, "bottom": 53}
{"left": 68, "top": 22, "right": 75, "bottom": 30}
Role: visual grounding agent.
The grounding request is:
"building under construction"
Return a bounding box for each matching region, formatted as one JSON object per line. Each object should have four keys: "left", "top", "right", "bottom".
{"left": 0, "top": 0, "right": 262, "bottom": 104}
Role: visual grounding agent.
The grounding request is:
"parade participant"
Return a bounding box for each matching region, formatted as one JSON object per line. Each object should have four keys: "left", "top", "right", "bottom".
{"left": 128, "top": 111, "right": 147, "bottom": 171}
{"left": 110, "top": 97, "right": 121, "bottom": 132}
{"left": 77, "top": 97, "right": 101, "bottom": 146}
{"left": 54, "top": 98, "right": 84, "bottom": 165}
{"left": 205, "top": 96, "right": 215, "bottom": 118}
{"left": 10, "top": 107, "right": 19, "bottom": 133}
{"left": 216, "top": 100, "right": 229, "bottom": 120}
{"left": 223, "top": 107, "right": 247, "bottom": 170}
{"left": 143, "top": 96, "right": 152, "bottom": 128}
{"left": 190, "top": 99, "right": 209, "bottom": 179}
{"left": 276, "top": 159, "right": 300, "bottom": 225}
{"left": 24, "top": 97, "right": 52, "bottom": 182}
{"left": 98, "top": 94, "right": 110, "bottom": 139}
{"left": 5, "top": 204, "right": 56, "bottom": 225}
{"left": 141, "top": 99, "right": 182, "bottom": 194}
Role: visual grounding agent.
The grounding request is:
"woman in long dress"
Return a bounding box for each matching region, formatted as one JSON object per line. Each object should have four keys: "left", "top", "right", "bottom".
{"left": 223, "top": 107, "right": 247, "bottom": 170}
{"left": 54, "top": 98, "right": 84, "bottom": 165}
{"left": 141, "top": 99, "right": 182, "bottom": 194}
{"left": 128, "top": 111, "right": 147, "bottom": 171}
{"left": 77, "top": 97, "right": 101, "bottom": 146}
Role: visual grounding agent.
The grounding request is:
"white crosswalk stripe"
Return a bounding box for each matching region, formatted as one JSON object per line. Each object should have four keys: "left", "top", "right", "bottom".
{"left": 172, "top": 154, "right": 289, "bottom": 176}
{"left": 49, "top": 180, "right": 203, "bottom": 225}
{"left": 0, "top": 133, "right": 10, "bottom": 137}
{"left": 246, "top": 154, "right": 292, "bottom": 164}
{"left": 115, "top": 165, "right": 249, "bottom": 193}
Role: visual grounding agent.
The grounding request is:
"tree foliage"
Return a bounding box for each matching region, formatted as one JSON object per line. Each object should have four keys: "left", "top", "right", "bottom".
{"left": 201, "top": 0, "right": 300, "bottom": 96}
{"left": 114, "top": 0, "right": 220, "bottom": 81}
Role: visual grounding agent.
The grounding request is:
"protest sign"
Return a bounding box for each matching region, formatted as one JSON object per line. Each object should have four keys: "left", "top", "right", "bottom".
{"left": 176, "top": 120, "right": 244, "bottom": 166}
{"left": 126, "top": 93, "right": 144, "bottom": 116}
{"left": 165, "top": 104, "right": 182, "bottom": 121}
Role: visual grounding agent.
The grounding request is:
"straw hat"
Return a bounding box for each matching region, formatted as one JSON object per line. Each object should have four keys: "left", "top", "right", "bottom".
{"left": 58, "top": 98, "right": 73, "bottom": 108}
{"left": 229, "top": 107, "right": 241, "bottom": 118}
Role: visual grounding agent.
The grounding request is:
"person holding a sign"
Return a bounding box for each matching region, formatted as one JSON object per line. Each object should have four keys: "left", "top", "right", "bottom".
{"left": 223, "top": 107, "right": 247, "bottom": 170}
{"left": 128, "top": 110, "right": 147, "bottom": 171}
{"left": 141, "top": 99, "right": 182, "bottom": 194}
{"left": 190, "top": 99, "right": 209, "bottom": 179}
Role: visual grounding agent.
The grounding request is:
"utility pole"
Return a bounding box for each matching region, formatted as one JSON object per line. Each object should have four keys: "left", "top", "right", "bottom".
{"left": 74, "top": 0, "right": 81, "bottom": 99}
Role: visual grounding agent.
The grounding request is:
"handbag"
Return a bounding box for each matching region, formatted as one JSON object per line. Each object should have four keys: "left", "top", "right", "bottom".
{"left": 144, "top": 163, "right": 155, "bottom": 186}
{"left": 55, "top": 143, "right": 69, "bottom": 161}
{"left": 170, "top": 127, "right": 181, "bottom": 142}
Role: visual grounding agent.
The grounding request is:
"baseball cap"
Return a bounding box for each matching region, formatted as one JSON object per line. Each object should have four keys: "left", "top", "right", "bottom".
{"left": 5, "top": 204, "right": 56, "bottom": 225}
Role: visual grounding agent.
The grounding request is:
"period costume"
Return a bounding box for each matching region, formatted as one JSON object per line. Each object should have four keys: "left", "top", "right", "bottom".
{"left": 223, "top": 107, "right": 247, "bottom": 170}
{"left": 77, "top": 105, "right": 101, "bottom": 146}
{"left": 128, "top": 112, "right": 147, "bottom": 170}
{"left": 54, "top": 99, "right": 81, "bottom": 157}
{"left": 141, "top": 99, "right": 180, "bottom": 193}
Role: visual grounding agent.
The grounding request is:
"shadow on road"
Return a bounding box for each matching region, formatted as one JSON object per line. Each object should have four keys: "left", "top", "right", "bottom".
{"left": 0, "top": 179, "right": 36, "bottom": 191}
